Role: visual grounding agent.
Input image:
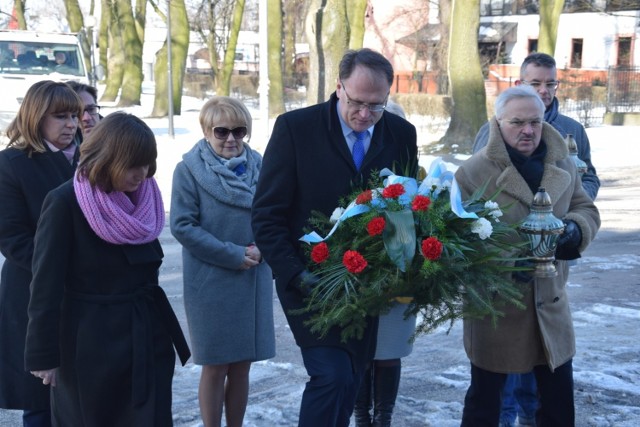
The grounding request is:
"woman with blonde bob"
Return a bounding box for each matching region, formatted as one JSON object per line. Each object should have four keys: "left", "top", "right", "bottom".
{"left": 0, "top": 80, "right": 82, "bottom": 427}
{"left": 25, "top": 112, "right": 190, "bottom": 426}
{"left": 171, "top": 97, "right": 275, "bottom": 427}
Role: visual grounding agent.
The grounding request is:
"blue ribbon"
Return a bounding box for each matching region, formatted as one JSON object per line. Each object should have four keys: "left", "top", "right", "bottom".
{"left": 299, "top": 158, "right": 478, "bottom": 243}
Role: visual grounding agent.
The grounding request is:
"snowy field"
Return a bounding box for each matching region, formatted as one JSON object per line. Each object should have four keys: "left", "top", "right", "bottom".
{"left": 1, "top": 94, "right": 639, "bottom": 426}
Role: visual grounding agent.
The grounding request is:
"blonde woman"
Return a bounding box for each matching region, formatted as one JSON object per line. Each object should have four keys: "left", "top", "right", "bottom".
{"left": 170, "top": 96, "right": 275, "bottom": 427}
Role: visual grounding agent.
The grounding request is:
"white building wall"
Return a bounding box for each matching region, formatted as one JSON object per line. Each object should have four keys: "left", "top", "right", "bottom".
{"left": 485, "top": 10, "right": 640, "bottom": 70}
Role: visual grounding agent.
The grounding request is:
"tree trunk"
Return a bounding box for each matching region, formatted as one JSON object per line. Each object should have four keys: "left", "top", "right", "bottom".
{"left": 151, "top": 0, "right": 189, "bottom": 117}
{"left": 98, "top": 0, "right": 110, "bottom": 84}
{"left": 347, "top": 0, "right": 367, "bottom": 49}
{"left": 538, "top": 0, "right": 564, "bottom": 56}
{"left": 62, "top": 0, "right": 92, "bottom": 81}
{"left": 62, "top": 0, "right": 84, "bottom": 32}
{"left": 440, "top": 0, "right": 486, "bottom": 154}
{"left": 267, "top": 0, "right": 285, "bottom": 117}
{"left": 282, "top": 0, "right": 298, "bottom": 90}
{"left": 217, "top": 0, "right": 245, "bottom": 96}
{"left": 305, "top": 0, "right": 349, "bottom": 105}
{"left": 115, "top": 0, "right": 143, "bottom": 107}
{"left": 436, "top": 0, "right": 451, "bottom": 95}
{"left": 12, "top": 0, "right": 27, "bottom": 30}
{"left": 101, "top": 0, "right": 124, "bottom": 102}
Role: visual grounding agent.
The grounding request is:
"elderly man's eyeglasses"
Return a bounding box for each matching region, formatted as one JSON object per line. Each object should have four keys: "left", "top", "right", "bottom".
{"left": 84, "top": 105, "right": 101, "bottom": 116}
{"left": 340, "top": 81, "right": 387, "bottom": 113}
{"left": 521, "top": 80, "right": 559, "bottom": 91}
{"left": 502, "top": 118, "right": 543, "bottom": 129}
{"left": 213, "top": 126, "right": 248, "bottom": 140}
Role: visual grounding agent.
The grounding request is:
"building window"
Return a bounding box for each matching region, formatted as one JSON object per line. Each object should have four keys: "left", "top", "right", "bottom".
{"left": 617, "top": 37, "right": 632, "bottom": 67}
{"left": 571, "top": 39, "right": 583, "bottom": 68}
{"left": 528, "top": 39, "right": 538, "bottom": 54}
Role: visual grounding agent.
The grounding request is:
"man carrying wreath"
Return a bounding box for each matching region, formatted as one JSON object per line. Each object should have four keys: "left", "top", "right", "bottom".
{"left": 251, "top": 48, "right": 418, "bottom": 427}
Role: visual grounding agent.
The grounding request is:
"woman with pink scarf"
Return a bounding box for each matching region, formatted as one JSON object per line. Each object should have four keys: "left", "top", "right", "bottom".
{"left": 25, "top": 112, "right": 190, "bottom": 426}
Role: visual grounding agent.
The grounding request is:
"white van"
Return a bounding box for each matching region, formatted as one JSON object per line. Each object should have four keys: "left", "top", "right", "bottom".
{"left": 0, "top": 30, "right": 90, "bottom": 132}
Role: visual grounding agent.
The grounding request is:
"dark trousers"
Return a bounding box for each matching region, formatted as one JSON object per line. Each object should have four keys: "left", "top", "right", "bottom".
{"left": 461, "top": 360, "right": 574, "bottom": 427}
{"left": 298, "top": 346, "right": 364, "bottom": 427}
{"left": 23, "top": 409, "right": 52, "bottom": 427}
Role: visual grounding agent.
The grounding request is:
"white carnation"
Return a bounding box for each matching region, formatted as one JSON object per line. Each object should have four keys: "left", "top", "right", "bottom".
{"left": 471, "top": 217, "right": 493, "bottom": 240}
{"left": 484, "top": 200, "right": 503, "bottom": 220}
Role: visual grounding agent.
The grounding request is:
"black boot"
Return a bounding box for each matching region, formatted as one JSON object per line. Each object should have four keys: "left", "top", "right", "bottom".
{"left": 372, "top": 363, "right": 401, "bottom": 427}
{"left": 354, "top": 366, "right": 373, "bottom": 427}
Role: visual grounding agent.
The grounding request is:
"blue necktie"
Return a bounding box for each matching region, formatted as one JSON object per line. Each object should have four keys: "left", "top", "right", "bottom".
{"left": 352, "top": 131, "right": 366, "bottom": 171}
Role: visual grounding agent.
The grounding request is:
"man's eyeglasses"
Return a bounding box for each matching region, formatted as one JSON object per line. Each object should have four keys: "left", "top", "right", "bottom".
{"left": 521, "top": 80, "right": 559, "bottom": 91}
{"left": 340, "top": 81, "right": 387, "bottom": 113}
{"left": 502, "top": 118, "right": 543, "bottom": 129}
{"left": 213, "top": 126, "right": 248, "bottom": 140}
{"left": 84, "top": 105, "right": 101, "bottom": 116}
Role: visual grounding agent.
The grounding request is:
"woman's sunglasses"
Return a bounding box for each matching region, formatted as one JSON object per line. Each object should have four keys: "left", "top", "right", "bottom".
{"left": 213, "top": 126, "right": 248, "bottom": 140}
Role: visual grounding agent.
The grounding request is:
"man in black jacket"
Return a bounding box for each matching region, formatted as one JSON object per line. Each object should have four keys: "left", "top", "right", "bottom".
{"left": 252, "top": 48, "right": 418, "bottom": 427}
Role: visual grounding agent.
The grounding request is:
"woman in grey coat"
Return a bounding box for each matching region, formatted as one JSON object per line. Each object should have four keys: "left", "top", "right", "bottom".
{"left": 170, "top": 96, "right": 275, "bottom": 427}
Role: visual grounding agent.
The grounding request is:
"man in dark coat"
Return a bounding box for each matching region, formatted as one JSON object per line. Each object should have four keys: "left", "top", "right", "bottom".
{"left": 251, "top": 48, "right": 418, "bottom": 427}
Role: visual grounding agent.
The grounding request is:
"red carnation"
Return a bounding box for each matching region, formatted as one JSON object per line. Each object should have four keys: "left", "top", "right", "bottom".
{"left": 421, "top": 237, "right": 443, "bottom": 261}
{"left": 367, "top": 217, "right": 386, "bottom": 236}
{"left": 343, "top": 250, "right": 368, "bottom": 274}
{"left": 382, "top": 183, "right": 405, "bottom": 199}
{"left": 412, "top": 195, "right": 432, "bottom": 212}
{"left": 311, "top": 242, "right": 330, "bottom": 263}
{"left": 356, "top": 189, "right": 373, "bottom": 205}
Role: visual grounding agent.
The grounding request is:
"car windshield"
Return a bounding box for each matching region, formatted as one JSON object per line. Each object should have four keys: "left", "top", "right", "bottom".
{"left": 0, "top": 41, "right": 85, "bottom": 77}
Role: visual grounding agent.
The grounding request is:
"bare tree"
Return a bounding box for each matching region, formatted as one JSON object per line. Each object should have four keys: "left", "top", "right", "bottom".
{"left": 538, "top": 0, "right": 565, "bottom": 55}
{"left": 149, "top": 0, "right": 189, "bottom": 116}
{"left": 282, "top": 0, "right": 306, "bottom": 89}
{"left": 12, "top": 0, "right": 27, "bottom": 29}
{"left": 305, "top": 0, "right": 356, "bottom": 104}
{"left": 62, "top": 0, "right": 92, "bottom": 78}
{"left": 347, "top": 0, "right": 367, "bottom": 49}
{"left": 218, "top": 0, "right": 245, "bottom": 96}
{"left": 189, "top": 0, "right": 239, "bottom": 94}
{"left": 267, "top": 0, "right": 285, "bottom": 116}
{"left": 114, "top": 0, "right": 144, "bottom": 106}
{"left": 101, "top": 0, "right": 125, "bottom": 102}
{"left": 440, "top": 0, "right": 486, "bottom": 153}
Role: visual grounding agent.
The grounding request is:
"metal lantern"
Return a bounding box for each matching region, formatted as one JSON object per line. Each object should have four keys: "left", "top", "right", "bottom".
{"left": 519, "top": 187, "right": 565, "bottom": 277}
{"left": 565, "top": 134, "right": 588, "bottom": 177}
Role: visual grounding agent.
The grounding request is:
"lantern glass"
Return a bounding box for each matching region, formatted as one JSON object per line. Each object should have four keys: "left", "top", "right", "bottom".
{"left": 519, "top": 187, "right": 565, "bottom": 277}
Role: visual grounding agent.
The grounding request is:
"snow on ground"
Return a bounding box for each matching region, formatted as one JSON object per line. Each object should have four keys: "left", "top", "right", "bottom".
{"left": 2, "top": 93, "right": 639, "bottom": 426}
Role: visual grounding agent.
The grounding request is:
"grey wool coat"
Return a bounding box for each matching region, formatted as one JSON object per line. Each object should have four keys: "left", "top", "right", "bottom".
{"left": 454, "top": 119, "right": 600, "bottom": 373}
{"left": 170, "top": 139, "right": 275, "bottom": 365}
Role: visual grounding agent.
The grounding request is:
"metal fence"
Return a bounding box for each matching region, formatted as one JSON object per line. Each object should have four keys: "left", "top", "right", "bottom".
{"left": 395, "top": 67, "right": 640, "bottom": 128}
{"left": 607, "top": 66, "right": 640, "bottom": 113}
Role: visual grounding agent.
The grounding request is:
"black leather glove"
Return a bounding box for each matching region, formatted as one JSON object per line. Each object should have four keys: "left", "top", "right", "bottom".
{"left": 555, "top": 220, "right": 582, "bottom": 261}
{"left": 290, "top": 270, "right": 321, "bottom": 297}
{"left": 512, "top": 259, "right": 535, "bottom": 284}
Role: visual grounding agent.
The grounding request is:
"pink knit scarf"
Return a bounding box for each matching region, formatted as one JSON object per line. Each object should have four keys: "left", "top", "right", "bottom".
{"left": 73, "top": 172, "right": 165, "bottom": 245}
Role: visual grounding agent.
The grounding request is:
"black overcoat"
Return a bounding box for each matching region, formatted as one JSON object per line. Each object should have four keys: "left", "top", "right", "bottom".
{"left": 0, "top": 146, "right": 76, "bottom": 410}
{"left": 251, "top": 93, "right": 418, "bottom": 368}
{"left": 24, "top": 181, "right": 189, "bottom": 426}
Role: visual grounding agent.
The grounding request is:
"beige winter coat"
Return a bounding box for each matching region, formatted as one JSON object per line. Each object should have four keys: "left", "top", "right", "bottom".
{"left": 454, "top": 118, "right": 600, "bottom": 372}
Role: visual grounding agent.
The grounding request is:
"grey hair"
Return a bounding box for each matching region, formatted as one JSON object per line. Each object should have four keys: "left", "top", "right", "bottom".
{"left": 495, "top": 85, "right": 545, "bottom": 119}
{"left": 384, "top": 100, "right": 406, "bottom": 119}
